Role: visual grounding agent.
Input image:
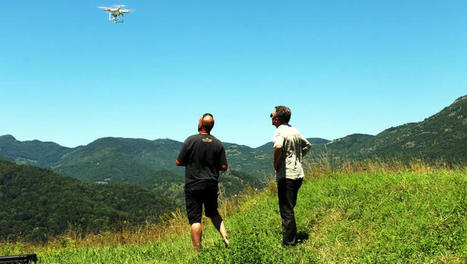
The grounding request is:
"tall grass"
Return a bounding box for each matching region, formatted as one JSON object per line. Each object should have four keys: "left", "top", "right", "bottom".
{"left": 1, "top": 160, "right": 465, "bottom": 263}
{"left": 306, "top": 155, "right": 458, "bottom": 178}
{"left": 0, "top": 185, "right": 260, "bottom": 255}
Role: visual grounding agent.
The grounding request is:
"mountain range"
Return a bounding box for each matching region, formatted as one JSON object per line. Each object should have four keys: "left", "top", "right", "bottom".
{"left": 1, "top": 95, "right": 465, "bottom": 187}
{"left": 0, "top": 136, "right": 331, "bottom": 185}
{"left": 0, "top": 95, "right": 465, "bottom": 242}
{"left": 310, "top": 95, "right": 467, "bottom": 164}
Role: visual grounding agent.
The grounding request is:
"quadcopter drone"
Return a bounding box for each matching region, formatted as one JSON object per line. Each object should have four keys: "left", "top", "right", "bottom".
{"left": 98, "top": 5, "right": 133, "bottom": 23}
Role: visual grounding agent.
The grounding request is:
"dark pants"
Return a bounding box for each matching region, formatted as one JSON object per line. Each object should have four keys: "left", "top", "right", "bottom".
{"left": 277, "top": 178, "right": 303, "bottom": 246}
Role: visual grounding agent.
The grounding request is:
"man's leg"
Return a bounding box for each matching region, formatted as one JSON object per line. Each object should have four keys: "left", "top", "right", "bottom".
{"left": 186, "top": 189, "right": 203, "bottom": 251}
{"left": 288, "top": 178, "right": 302, "bottom": 210}
{"left": 190, "top": 223, "right": 202, "bottom": 251}
{"left": 277, "top": 178, "right": 303, "bottom": 246}
{"left": 205, "top": 185, "right": 230, "bottom": 247}
{"left": 211, "top": 214, "right": 230, "bottom": 247}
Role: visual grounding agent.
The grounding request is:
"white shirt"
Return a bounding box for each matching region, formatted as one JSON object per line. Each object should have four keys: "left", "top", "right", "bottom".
{"left": 273, "top": 124, "right": 312, "bottom": 180}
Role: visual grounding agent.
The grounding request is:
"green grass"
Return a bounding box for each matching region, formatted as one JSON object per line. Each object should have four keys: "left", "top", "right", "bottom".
{"left": 4, "top": 169, "right": 466, "bottom": 263}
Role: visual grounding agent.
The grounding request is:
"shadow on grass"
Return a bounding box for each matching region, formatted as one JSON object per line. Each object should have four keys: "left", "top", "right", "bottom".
{"left": 283, "top": 232, "right": 309, "bottom": 247}
{"left": 296, "top": 232, "right": 309, "bottom": 245}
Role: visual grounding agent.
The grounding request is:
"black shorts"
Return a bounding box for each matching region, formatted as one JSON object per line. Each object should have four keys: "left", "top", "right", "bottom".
{"left": 185, "top": 186, "right": 219, "bottom": 225}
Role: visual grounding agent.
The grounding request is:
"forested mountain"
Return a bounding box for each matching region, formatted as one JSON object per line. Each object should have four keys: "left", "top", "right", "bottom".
{"left": 0, "top": 136, "right": 271, "bottom": 208}
{"left": 0, "top": 154, "right": 9, "bottom": 161}
{"left": 312, "top": 95, "right": 467, "bottom": 164}
{"left": 0, "top": 160, "right": 175, "bottom": 242}
{"left": 52, "top": 137, "right": 184, "bottom": 184}
{"left": 1, "top": 95, "right": 465, "bottom": 190}
{"left": 256, "top": 138, "right": 331, "bottom": 152}
{"left": 51, "top": 138, "right": 271, "bottom": 200}
{"left": 1, "top": 96, "right": 465, "bottom": 244}
{"left": 0, "top": 135, "right": 71, "bottom": 167}
{"left": 0, "top": 136, "right": 275, "bottom": 206}
{"left": 370, "top": 95, "right": 466, "bottom": 162}
{"left": 225, "top": 138, "right": 330, "bottom": 178}
{"left": 0, "top": 134, "right": 330, "bottom": 185}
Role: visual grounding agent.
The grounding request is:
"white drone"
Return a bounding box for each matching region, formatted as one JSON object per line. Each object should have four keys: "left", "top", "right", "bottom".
{"left": 98, "top": 5, "right": 133, "bottom": 23}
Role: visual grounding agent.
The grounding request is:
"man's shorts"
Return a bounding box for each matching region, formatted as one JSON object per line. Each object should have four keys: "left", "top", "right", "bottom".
{"left": 185, "top": 186, "right": 219, "bottom": 225}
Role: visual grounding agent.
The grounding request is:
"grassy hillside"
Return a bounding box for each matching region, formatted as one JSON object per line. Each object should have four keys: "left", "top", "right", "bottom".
{"left": 4, "top": 163, "right": 464, "bottom": 263}
{"left": 371, "top": 95, "right": 467, "bottom": 162}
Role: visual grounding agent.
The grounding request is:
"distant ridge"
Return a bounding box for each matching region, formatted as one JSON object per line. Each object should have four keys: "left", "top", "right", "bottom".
{"left": 312, "top": 95, "right": 467, "bottom": 163}
{"left": 0, "top": 134, "right": 70, "bottom": 167}
{"left": 1, "top": 94, "right": 465, "bottom": 186}
{"left": 256, "top": 138, "right": 330, "bottom": 151}
{"left": 52, "top": 137, "right": 184, "bottom": 184}
{"left": 0, "top": 133, "right": 330, "bottom": 185}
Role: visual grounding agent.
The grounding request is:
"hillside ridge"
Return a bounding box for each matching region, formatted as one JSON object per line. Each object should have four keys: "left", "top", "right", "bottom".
{"left": 1, "top": 95, "right": 466, "bottom": 185}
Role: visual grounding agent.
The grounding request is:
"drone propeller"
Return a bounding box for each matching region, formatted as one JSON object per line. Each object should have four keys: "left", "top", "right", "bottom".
{"left": 112, "top": 4, "right": 126, "bottom": 8}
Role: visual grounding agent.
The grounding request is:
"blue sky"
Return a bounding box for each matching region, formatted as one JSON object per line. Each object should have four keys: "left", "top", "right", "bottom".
{"left": 1, "top": 1, "right": 466, "bottom": 148}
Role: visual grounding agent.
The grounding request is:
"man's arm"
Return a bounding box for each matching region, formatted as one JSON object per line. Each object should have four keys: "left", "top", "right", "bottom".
{"left": 301, "top": 137, "right": 312, "bottom": 157}
{"left": 219, "top": 147, "right": 228, "bottom": 171}
{"left": 272, "top": 131, "right": 284, "bottom": 171}
{"left": 274, "top": 146, "right": 282, "bottom": 171}
{"left": 176, "top": 137, "right": 191, "bottom": 167}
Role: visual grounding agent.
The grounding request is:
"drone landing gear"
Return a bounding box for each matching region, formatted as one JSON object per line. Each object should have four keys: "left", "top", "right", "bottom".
{"left": 112, "top": 15, "right": 124, "bottom": 24}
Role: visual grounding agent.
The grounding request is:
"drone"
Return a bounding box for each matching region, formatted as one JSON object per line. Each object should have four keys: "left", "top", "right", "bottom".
{"left": 98, "top": 5, "right": 133, "bottom": 23}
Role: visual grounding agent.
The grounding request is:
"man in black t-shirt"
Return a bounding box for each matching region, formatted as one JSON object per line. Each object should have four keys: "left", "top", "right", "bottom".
{"left": 176, "top": 113, "right": 230, "bottom": 251}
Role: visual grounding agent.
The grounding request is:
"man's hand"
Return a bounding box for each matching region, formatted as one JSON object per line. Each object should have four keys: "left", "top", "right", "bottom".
{"left": 175, "top": 159, "right": 186, "bottom": 166}
{"left": 273, "top": 147, "right": 282, "bottom": 171}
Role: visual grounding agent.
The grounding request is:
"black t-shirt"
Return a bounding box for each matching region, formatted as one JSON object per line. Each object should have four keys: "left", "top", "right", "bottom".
{"left": 177, "top": 134, "right": 228, "bottom": 190}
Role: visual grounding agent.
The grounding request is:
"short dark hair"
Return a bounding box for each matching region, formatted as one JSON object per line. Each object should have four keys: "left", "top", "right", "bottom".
{"left": 274, "top": 106, "right": 291, "bottom": 124}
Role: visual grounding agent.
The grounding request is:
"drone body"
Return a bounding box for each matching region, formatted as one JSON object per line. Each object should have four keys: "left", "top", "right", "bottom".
{"left": 98, "top": 5, "right": 133, "bottom": 23}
